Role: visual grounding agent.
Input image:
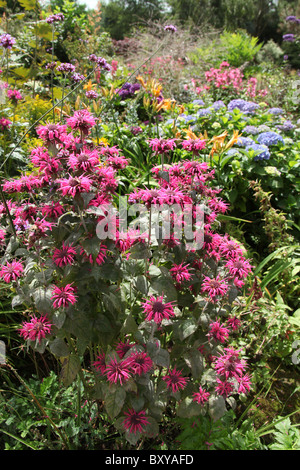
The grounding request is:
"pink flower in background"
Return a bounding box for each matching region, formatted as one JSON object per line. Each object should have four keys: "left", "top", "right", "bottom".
{"left": 52, "top": 242, "right": 77, "bottom": 267}
{"left": 0, "top": 117, "right": 12, "bottom": 130}
{"left": 19, "top": 315, "right": 52, "bottom": 343}
{"left": 122, "top": 409, "right": 149, "bottom": 434}
{"left": 116, "top": 340, "right": 136, "bottom": 359}
{"left": 213, "top": 347, "right": 247, "bottom": 380}
{"left": 148, "top": 138, "right": 177, "bottom": 155}
{"left": 192, "top": 386, "right": 210, "bottom": 405}
{"left": 227, "top": 316, "right": 241, "bottom": 331}
{"left": 104, "top": 355, "right": 133, "bottom": 385}
{"left": 92, "top": 352, "right": 106, "bottom": 374}
{"left": 237, "top": 374, "right": 252, "bottom": 394}
{"left": 201, "top": 275, "right": 228, "bottom": 301}
{"left": 162, "top": 367, "right": 189, "bottom": 393}
{"left": 58, "top": 175, "right": 93, "bottom": 197}
{"left": 41, "top": 202, "right": 64, "bottom": 219}
{"left": 7, "top": 89, "right": 23, "bottom": 103}
{"left": 67, "top": 149, "right": 99, "bottom": 172}
{"left": 170, "top": 263, "right": 192, "bottom": 285}
{"left": 128, "top": 351, "right": 153, "bottom": 376}
{"left": 142, "top": 295, "right": 176, "bottom": 323}
{"left": 51, "top": 284, "right": 78, "bottom": 309}
{"left": 215, "top": 378, "right": 233, "bottom": 398}
{"left": 0, "top": 260, "right": 24, "bottom": 283}
{"left": 66, "top": 109, "right": 96, "bottom": 135}
{"left": 207, "top": 319, "right": 230, "bottom": 344}
{"left": 36, "top": 123, "right": 67, "bottom": 144}
{"left": 181, "top": 138, "right": 206, "bottom": 155}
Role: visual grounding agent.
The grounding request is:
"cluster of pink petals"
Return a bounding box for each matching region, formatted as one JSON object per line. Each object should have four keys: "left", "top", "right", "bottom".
{"left": 52, "top": 242, "right": 77, "bottom": 267}
{"left": 201, "top": 274, "right": 229, "bottom": 302}
{"left": 0, "top": 260, "right": 24, "bottom": 283}
{"left": 142, "top": 295, "right": 176, "bottom": 323}
{"left": 162, "top": 367, "right": 189, "bottom": 393}
{"left": 170, "top": 262, "right": 192, "bottom": 285}
{"left": 0, "top": 117, "right": 12, "bottom": 129}
{"left": 122, "top": 409, "right": 150, "bottom": 435}
{"left": 148, "top": 138, "right": 177, "bottom": 154}
{"left": 192, "top": 385, "right": 210, "bottom": 405}
{"left": 19, "top": 315, "right": 52, "bottom": 344}
{"left": 213, "top": 347, "right": 252, "bottom": 398}
{"left": 67, "top": 148, "right": 100, "bottom": 172}
{"left": 207, "top": 319, "right": 230, "bottom": 344}
{"left": 51, "top": 284, "right": 77, "bottom": 309}
{"left": 66, "top": 109, "right": 96, "bottom": 135}
{"left": 36, "top": 123, "right": 67, "bottom": 144}
{"left": 181, "top": 138, "right": 206, "bottom": 155}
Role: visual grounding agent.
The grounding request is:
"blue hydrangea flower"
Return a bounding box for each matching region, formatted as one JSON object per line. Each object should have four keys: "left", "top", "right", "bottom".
{"left": 257, "top": 131, "right": 284, "bottom": 146}
{"left": 178, "top": 114, "right": 197, "bottom": 123}
{"left": 246, "top": 143, "right": 270, "bottom": 160}
{"left": 192, "top": 99, "right": 205, "bottom": 106}
{"left": 197, "top": 108, "right": 212, "bottom": 117}
{"left": 243, "top": 125, "right": 260, "bottom": 135}
{"left": 236, "top": 136, "right": 255, "bottom": 147}
{"left": 257, "top": 124, "right": 271, "bottom": 133}
{"left": 227, "top": 99, "right": 259, "bottom": 114}
{"left": 212, "top": 100, "right": 226, "bottom": 110}
{"left": 276, "top": 120, "right": 295, "bottom": 131}
{"left": 268, "top": 107, "right": 284, "bottom": 115}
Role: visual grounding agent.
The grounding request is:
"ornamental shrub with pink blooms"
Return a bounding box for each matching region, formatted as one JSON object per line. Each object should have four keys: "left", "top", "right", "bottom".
{"left": 0, "top": 107, "right": 254, "bottom": 445}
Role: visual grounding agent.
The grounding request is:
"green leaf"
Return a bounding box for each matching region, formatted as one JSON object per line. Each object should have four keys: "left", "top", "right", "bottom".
{"left": 209, "top": 395, "right": 226, "bottom": 421}
{"left": 177, "top": 397, "right": 203, "bottom": 418}
{"left": 105, "top": 386, "right": 126, "bottom": 419}
{"left": 60, "top": 355, "right": 81, "bottom": 387}
{"left": 50, "top": 338, "right": 70, "bottom": 357}
{"left": 33, "top": 286, "right": 53, "bottom": 313}
{"left": 18, "top": 0, "right": 37, "bottom": 10}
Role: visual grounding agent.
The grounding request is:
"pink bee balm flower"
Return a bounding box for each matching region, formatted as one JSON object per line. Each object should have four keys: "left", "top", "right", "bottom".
{"left": 226, "top": 316, "right": 241, "bottom": 331}
{"left": 192, "top": 385, "right": 210, "bottom": 405}
{"left": 19, "top": 315, "right": 52, "bottom": 343}
{"left": 237, "top": 374, "right": 252, "bottom": 394}
{"left": 215, "top": 378, "right": 234, "bottom": 398}
{"left": 66, "top": 109, "right": 96, "bottom": 135}
{"left": 122, "top": 409, "right": 150, "bottom": 435}
{"left": 225, "top": 257, "right": 253, "bottom": 280}
{"left": 0, "top": 260, "right": 24, "bottom": 283}
{"left": 51, "top": 284, "right": 77, "bottom": 309}
{"left": 80, "top": 243, "right": 107, "bottom": 265}
{"left": 170, "top": 263, "right": 192, "bottom": 285}
{"left": 92, "top": 352, "right": 106, "bottom": 374}
{"left": 181, "top": 138, "right": 206, "bottom": 155}
{"left": 162, "top": 367, "right": 189, "bottom": 393}
{"left": 7, "top": 89, "right": 23, "bottom": 103}
{"left": 36, "top": 123, "right": 67, "bottom": 144}
{"left": 116, "top": 339, "right": 136, "bottom": 359}
{"left": 148, "top": 138, "right": 177, "bottom": 155}
{"left": 104, "top": 355, "right": 133, "bottom": 385}
{"left": 201, "top": 275, "right": 229, "bottom": 301}
{"left": 58, "top": 175, "right": 93, "bottom": 197}
{"left": 142, "top": 295, "right": 176, "bottom": 323}
{"left": 52, "top": 242, "right": 77, "bottom": 267}
{"left": 0, "top": 117, "right": 12, "bottom": 130}
{"left": 67, "top": 149, "right": 99, "bottom": 172}
{"left": 213, "top": 347, "right": 247, "bottom": 380}
{"left": 207, "top": 319, "right": 230, "bottom": 344}
{"left": 128, "top": 351, "right": 153, "bottom": 376}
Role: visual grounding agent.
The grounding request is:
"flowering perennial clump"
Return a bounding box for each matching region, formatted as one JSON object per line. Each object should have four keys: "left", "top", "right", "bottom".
{"left": 0, "top": 97, "right": 255, "bottom": 444}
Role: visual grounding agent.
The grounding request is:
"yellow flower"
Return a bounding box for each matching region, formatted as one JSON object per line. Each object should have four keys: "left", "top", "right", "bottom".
{"left": 225, "top": 130, "right": 241, "bottom": 150}
{"left": 83, "top": 80, "right": 96, "bottom": 91}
